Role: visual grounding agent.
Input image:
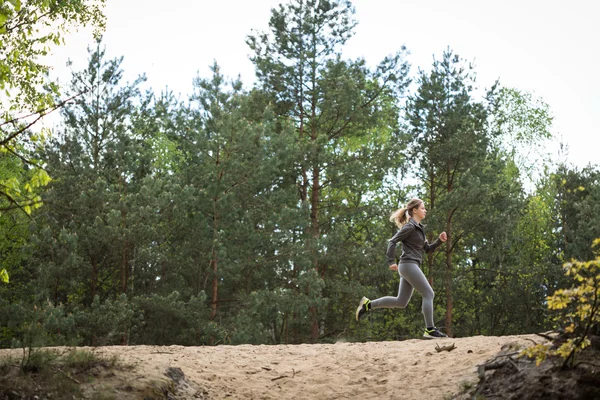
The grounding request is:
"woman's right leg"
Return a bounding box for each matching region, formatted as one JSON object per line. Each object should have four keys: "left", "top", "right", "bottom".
{"left": 358, "top": 263, "right": 444, "bottom": 335}
{"left": 370, "top": 272, "right": 414, "bottom": 309}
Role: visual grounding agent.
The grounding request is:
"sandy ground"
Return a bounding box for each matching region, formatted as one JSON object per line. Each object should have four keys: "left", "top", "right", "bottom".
{"left": 0, "top": 334, "right": 547, "bottom": 399}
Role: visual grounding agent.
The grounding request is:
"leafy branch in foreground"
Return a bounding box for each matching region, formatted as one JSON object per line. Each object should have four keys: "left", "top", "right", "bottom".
{"left": 1, "top": 0, "right": 106, "bottom": 111}
{"left": 1, "top": 1, "right": 106, "bottom": 286}
{"left": 0, "top": 92, "right": 89, "bottom": 217}
{"left": 1, "top": 0, "right": 107, "bottom": 215}
{"left": 522, "top": 238, "right": 600, "bottom": 368}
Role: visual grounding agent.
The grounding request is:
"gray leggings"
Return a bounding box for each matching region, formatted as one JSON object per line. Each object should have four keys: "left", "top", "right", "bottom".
{"left": 370, "top": 262, "right": 435, "bottom": 328}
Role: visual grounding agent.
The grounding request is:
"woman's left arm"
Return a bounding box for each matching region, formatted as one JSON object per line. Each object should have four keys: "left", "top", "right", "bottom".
{"left": 424, "top": 231, "right": 447, "bottom": 253}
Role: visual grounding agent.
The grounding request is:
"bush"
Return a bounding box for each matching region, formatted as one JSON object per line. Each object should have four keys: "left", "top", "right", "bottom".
{"left": 73, "top": 293, "right": 138, "bottom": 346}
{"left": 131, "top": 290, "right": 219, "bottom": 345}
{"left": 0, "top": 300, "right": 80, "bottom": 349}
{"left": 522, "top": 238, "right": 600, "bottom": 368}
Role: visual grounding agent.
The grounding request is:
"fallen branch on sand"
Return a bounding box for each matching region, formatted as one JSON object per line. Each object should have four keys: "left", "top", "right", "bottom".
{"left": 435, "top": 343, "right": 456, "bottom": 352}
{"left": 271, "top": 368, "right": 296, "bottom": 381}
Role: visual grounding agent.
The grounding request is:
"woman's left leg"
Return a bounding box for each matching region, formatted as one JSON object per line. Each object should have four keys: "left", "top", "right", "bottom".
{"left": 398, "top": 263, "right": 435, "bottom": 328}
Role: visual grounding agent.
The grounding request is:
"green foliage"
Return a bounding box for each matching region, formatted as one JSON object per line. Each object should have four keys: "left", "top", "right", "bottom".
{"left": 487, "top": 86, "right": 553, "bottom": 181}
{"left": 73, "top": 294, "right": 137, "bottom": 346}
{"left": 30, "top": 41, "right": 149, "bottom": 306}
{"left": 132, "top": 291, "right": 217, "bottom": 345}
{"left": 0, "top": 0, "right": 106, "bottom": 110}
{"left": 231, "top": 289, "right": 293, "bottom": 344}
{"left": 552, "top": 166, "right": 600, "bottom": 262}
{"left": 522, "top": 239, "right": 600, "bottom": 368}
{"left": 247, "top": 0, "right": 411, "bottom": 341}
{"left": 0, "top": 300, "right": 79, "bottom": 350}
{"left": 0, "top": 146, "right": 51, "bottom": 215}
{"left": 0, "top": 0, "right": 106, "bottom": 220}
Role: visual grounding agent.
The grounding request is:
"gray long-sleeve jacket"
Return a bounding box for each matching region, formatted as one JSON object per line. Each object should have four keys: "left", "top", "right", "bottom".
{"left": 386, "top": 218, "right": 443, "bottom": 266}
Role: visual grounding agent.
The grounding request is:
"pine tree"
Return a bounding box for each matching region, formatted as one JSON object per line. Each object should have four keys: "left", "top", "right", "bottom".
{"left": 247, "top": 0, "right": 410, "bottom": 341}
{"left": 33, "top": 41, "right": 146, "bottom": 306}
{"left": 172, "top": 63, "right": 299, "bottom": 343}
{"left": 406, "top": 49, "right": 489, "bottom": 336}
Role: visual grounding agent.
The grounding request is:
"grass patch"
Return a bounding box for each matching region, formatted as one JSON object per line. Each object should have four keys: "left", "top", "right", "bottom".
{"left": 0, "top": 348, "right": 123, "bottom": 400}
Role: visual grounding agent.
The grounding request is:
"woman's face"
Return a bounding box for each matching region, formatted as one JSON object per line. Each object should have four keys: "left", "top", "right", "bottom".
{"left": 412, "top": 202, "right": 427, "bottom": 220}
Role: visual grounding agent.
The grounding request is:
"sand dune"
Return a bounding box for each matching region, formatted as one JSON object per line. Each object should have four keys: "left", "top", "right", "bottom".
{"left": 0, "top": 334, "right": 547, "bottom": 399}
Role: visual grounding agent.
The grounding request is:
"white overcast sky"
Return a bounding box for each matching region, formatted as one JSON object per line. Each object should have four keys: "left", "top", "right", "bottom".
{"left": 48, "top": 0, "right": 599, "bottom": 169}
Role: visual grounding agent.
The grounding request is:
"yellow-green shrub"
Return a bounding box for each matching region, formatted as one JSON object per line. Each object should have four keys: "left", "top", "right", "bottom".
{"left": 522, "top": 238, "right": 600, "bottom": 368}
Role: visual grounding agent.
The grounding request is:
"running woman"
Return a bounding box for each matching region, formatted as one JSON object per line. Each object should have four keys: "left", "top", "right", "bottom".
{"left": 356, "top": 198, "right": 448, "bottom": 338}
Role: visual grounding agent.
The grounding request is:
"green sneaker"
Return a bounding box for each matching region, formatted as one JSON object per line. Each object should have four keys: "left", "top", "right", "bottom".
{"left": 423, "top": 327, "right": 447, "bottom": 339}
{"left": 355, "top": 296, "right": 371, "bottom": 321}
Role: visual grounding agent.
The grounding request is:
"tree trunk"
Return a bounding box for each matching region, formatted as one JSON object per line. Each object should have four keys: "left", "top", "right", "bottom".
{"left": 210, "top": 207, "right": 219, "bottom": 321}
{"left": 54, "top": 278, "right": 59, "bottom": 306}
{"left": 120, "top": 191, "right": 129, "bottom": 345}
{"left": 210, "top": 255, "right": 218, "bottom": 320}
{"left": 426, "top": 247, "right": 435, "bottom": 286}
{"left": 121, "top": 216, "right": 128, "bottom": 294}
{"left": 210, "top": 151, "right": 222, "bottom": 326}
{"left": 119, "top": 175, "right": 128, "bottom": 294}
{"left": 308, "top": 52, "right": 320, "bottom": 341}
{"left": 309, "top": 163, "right": 320, "bottom": 341}
{"left": 91, "top": 258, "right": 98, "bottom": 302}
{"left": 209, "top": 243, "right": 218, "bottom": 346}
{"left": 297, "top": 107, "right": 307, "bottom": 343}
{"left": 444, "top": 222, "right": 453, "bottom": 337}
{"left": 427, "top": 162, "right": 436, "bottom": 285}
{"left": 284, "top": 313, "right": 289, "bottom": 344}
{"left": 444, "top": 163, "right": 454, "bottom": 336}
{"left": 472, "top": 258, "right": 481, "bottom": 335}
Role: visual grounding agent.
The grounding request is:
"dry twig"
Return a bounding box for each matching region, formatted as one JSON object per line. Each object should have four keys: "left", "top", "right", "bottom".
{"left": 435, "top": 343, "right": 456, "bottom": 352}
{"left": 56, "top": 367, "right": 81, "bottom": 384}
{"left": 535, "top": 332, "right": 558, "bottom": 342}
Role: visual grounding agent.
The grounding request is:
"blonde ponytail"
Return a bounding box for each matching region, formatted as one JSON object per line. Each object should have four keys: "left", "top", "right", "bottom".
{"left": 390, "top": 208, "right": 408, "bottom": 228}
{"left": 390, "top": 198, "right": 423, "bottom": 228}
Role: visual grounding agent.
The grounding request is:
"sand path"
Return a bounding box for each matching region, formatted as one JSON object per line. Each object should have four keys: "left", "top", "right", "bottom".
{"left": 15, "top": 334, "right": 542, "bottom": 399}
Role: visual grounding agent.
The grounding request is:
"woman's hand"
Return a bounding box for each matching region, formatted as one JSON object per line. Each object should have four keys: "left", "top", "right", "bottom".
{"left": 389, "top": 264, "right": 398, "bottom": 271}
{"left": 439, "top": 232, "right": 447, "bottom": 242}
